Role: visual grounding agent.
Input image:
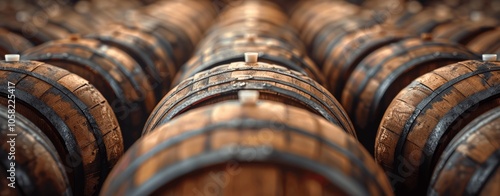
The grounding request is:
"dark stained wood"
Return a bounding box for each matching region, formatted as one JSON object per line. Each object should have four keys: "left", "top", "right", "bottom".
{"left": 0, "top": 105, "right": 71, "bottom": 195}
{"left": 145, "top": 61, "right": 354, "bottom": 137}
{"left": 101, "top": 100, "right": 393, "bottom": 196}
{"left": 376, "top": 60, "right": 500, "bottom": 195}
{"left": 429, "top": 106, "right": 500, "bottom": 196}
{"left": 22, "top": 37, "right": 156, "bottom": 149}
{"left": 0, "top": 60, "right": 124, "bottom": 196}
{"left": 342, "top": 38, "right": 477, "bottom": 154}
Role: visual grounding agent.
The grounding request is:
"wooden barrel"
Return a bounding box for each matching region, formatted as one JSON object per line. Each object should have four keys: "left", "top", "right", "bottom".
{"left": 466, "top": 27, "right": 500, "bottom": 54}
{"left": 87, "top": 24, "right": 177, "bottom": 99}
{"left": 342, "top": 37, "right": 477, "bottom": 154}
{"left": 429, "top": 106, "right": 500, "bottom": 195}
{"left": 0, "top": 105, "right": 71, "bottom": 195}
{"left": 289, "top": 1, "right": 360, "bottom": 40}
{"left": 0, "top": 60, "right": 124, "bottom": 195}
{"left": 399, "top": 8, "right": 454, "bottom": 34}
{"left": 389, "top": 6, "right": 455, "bottom": 35}
{"left": 175, "top": 34, "right": 323, "bottom": 86}
{"left": 174, "top": 1, "right": 324, "bottom": 87}
{"left": 145, "top": 61, "right": 354, "bottom": 136}
{"left": 101, "top": 99, "right": 393, "bottom": 196}
{"left": 121, "top": 0, "right": 216, "bottom": 66}
{"left": 309, "top": 17, "right": 379, "bottom": 67}
{"left": 138, "top": 0, "right": 217, "bottom": 48}
{"left": 0, "top": 28, "right": 33, "bottom": 55}
{"left": 124, "top": 14, "right": 195, "bottom": 67}
{"left": 376, "top": 60, "right": 500, "bottom": 194}
{"left": 0, "top": 15, "right": 69, "bottom": 45}
{"left": 47, "top": 9, "right": 95, "bottom": 34}
{"left": 214, "top": 0, "right": 288, "bottom": 29}
{"left": 22, "top": 36, "right": 156, "bottom": 149}
{"left": 432, "top": 21, "right": 497, "bottom": 45}
{"left": 322, "top": 28, "right": 410, "bottom": 97}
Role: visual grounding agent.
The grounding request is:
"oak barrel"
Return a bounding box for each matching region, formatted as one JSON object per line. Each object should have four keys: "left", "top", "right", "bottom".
{"left": 322, "top": 28, "right": 410, "bottom": 97}
{"left": 0, "top": 105, "right": 71, "bottom": 195}
{"left": 145, "top": 61, "right": 354, "bottom": 137}
{"left": 87, "top": 24, "right": 177, "bottom": 99}
{"left": 0, "top": 15, "right": 70, "bottom": 45}
{"left": 466, "top": 27, "right": 500, "bottom": 54}
{"left": 0, "top": 60, "right": 123, "bottom": 195}
{"left": 429, "top": 106, "right": 500, "bottom": 195}
{"left": 22, "top": 36, "right": 156, "bottom": 149}
{"left": 102, "top": 99, "right": 393, "bottom": 196}
{"left": 376, "top": 60, "right": 500, "bottom": 194}
{"left": 0, "top": 28, "right": 33, "bottom": 55}
{"left": 432, "top": 21, "right": 497, "bottom": 45}
{"left": 174, "top": 1, "right": 323, "bottom": 86}
{"left": 342, "top": 37, "right": 477, "bottom": 154}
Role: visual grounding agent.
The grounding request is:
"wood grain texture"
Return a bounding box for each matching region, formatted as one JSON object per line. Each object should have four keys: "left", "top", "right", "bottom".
{"left": 145, "top": 61, "right": 354, "bottom": 137}
{"left": 0, "top": 105, "right": 71, "bottom": 195}
{"left": 102, "top": 100, "right": 393, "bottom": 196}
{"left": 429, "top": 106, "right": 500, "bottom": 196}
{"left": 22, "top": 37, "right": 156, "bottom": 149}
{"left": 375, "top": 60, "right": 500, "bottom": 195}
{"left": 342, "top": 38, "right": 477, "bottom": 154}
{"left": 0, "top": 60, "right": 123, "bottom": 195}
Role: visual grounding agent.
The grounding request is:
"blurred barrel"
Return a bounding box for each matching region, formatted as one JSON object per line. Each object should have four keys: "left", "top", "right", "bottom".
{"left": 102, "top": 98, "right": 393, "bottom": 196}
{"left": 466, "top": 27, "right": 500, "bottom": 54}
{"left": 22, "top": 36, "right": 156, "bottom": 149}
{"left": 0, "top": 15, "right": 70, "bottom": 45}
{"left": 0, "top": 28, "right": 33, "bottom": 55}
{"left": 130, "top": 0, "right": 217, "bottom": 65}
{"left": 289, "top": 1, "right": 361, "bottom": 42}
{"left": 376, "top": 59, "right": 500, "bottom": 194}
{"left": 432, "top": 21, "right": 497, "bottom": 45}
{"left": 87, "top": 24, "right": 177, "bottom": 99}
{"left": 393, "top": 6, "right": 455, "bottom": 35}
{"left": 144, "top": 61, "right": 354, "bottom": 136}
{"left": 0, "top": 105, "right": 71, "bottom": 195}
{"left": 174, "top": 1, "right": 324, "bottom": 86}
{"left": 429, "top": 106, "right": 500, "bottom": 195}
{"left": 342, "top": 37, "right": 477, "bottom": 154}
{"left": 0, "top": 60, "right": 123, "bottom": 195}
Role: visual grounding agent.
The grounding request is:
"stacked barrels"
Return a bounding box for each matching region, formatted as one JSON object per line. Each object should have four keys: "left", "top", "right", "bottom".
{"left": 289, "top": 0, "right": 500, "bottom": 195}
{"left": 0, "top": 0, "right": 499, "bottom": 195}
{"left": 19, "top": 0, "right": 217, "bottom": 149}
{"left": 0, "top": 0, "right": 217, "bottom": 195}
{"left": 102, "top": 1, "right": 394, "bottom": 196}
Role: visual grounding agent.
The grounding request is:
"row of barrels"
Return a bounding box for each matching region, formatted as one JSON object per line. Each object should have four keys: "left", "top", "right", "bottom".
{"left": 0, "top": 0, "right": 217, "bottom": 195}
{"left": 290, "top": 1, "right": 500, "bottom": 195}
{"left": 102, "top": 1, "right": 394, "bottom": 195}
{"left": 1, "top": 0, "right": 499, "bottom": 195}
